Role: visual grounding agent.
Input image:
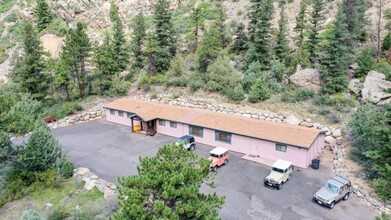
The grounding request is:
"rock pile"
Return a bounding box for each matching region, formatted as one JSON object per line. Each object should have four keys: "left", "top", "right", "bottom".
{"left": 47, "top": 105, "right": 105, "bottom": 129}
{"left": 73, "top": 167, "right": 117, "bottom": 199}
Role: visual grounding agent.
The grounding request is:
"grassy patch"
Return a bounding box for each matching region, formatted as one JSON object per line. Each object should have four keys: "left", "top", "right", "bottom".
{"left": 0, "top": 0, "right": 13, "bottom": 14}
{"left": 281, "top": 86, "right": 316, "bottom": 103}
{"left": 45, "top": 18, "right": 68, "bottom": 36}
{"left": 3, "top": 12, "right": 18, "bottom": 23}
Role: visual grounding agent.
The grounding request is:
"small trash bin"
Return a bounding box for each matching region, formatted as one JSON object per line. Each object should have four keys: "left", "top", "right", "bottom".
{"left": 312, "top": 159, "right": 320, "bottom": 170}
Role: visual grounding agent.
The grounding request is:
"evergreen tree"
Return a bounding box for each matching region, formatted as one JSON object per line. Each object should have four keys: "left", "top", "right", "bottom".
{"left": 189, "top": 5, "right": 205, "bottom": 51}
{"left": 248, "top": 0, "right": 262, "bottom": 42}
{"left": 196, "top": 26, "right": 221, "bottom": 74}
{"left": 243, "top": 61, "right": 262, "bottom": 92}
{"left": 10, "top": 23, "right": 48, "bottom": 100}
{"left": 145, "top": 33, "right": 159, "bottom": 75}
{"left": 275, "top": 6, "right": 290, "bottom": 62}
{"left": 320, "top": 6, "right": 349, "bottom": 94}
{"left": 342, "top": 0, "right": 370, "bottom": 43}
{"left": 215, "top": 1, "right": 228, "bottom": 48}
{"left": 113, "top": 144, "right": 224, "bottom": 219}
{"left": 307, "top": 0, "right": 325, "bottom": 64}
{"left": 293, "top": 0, "right": 307, "bottom": 48}
{"left": 246, "top": 0, "right": 274, "bottom": 70}
{"left": 248, "top": 75, "right": 271, "bottom": 102}
{"left": 110, "top": 1, "right": 129, "bottom": 72}
{"left": 232, "top": 23, "right": 248, "bottom": 54}
{"left": 61, "top": 22, "right": 91, "bottom": 98}
{"left": 154, "top": 0, "right": 176, "bottom": 72}
{"left": 93, "top": 34, "right": 116, "bottom": 96}
{"left": 131, "top": 12, "right": 146, "bottom": 71}
{"left": 34, "top": 0, "right": 53, "bottom": 31}
{"left": 53, "top": 58, "right": 72, "bottom": 100}
{"left": 22, "top": 126, "right": 74, "bottom": 177}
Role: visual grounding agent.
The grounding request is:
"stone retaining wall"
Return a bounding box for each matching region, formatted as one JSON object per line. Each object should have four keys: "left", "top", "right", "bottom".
{"left": 73, "top": 167, "right": 117, "bottom": 199}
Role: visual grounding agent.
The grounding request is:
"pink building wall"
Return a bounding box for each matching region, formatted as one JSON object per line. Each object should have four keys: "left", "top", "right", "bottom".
{"left": 105, "top": 109, "right": 140, "bottom": 127}
{"left": 107, "top": 110, "right": 324, "bottom": 168}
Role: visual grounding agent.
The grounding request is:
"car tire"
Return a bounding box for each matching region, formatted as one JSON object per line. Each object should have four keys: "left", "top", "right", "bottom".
{"left": 224, "top": 159, "right": 228, "bottom": 165}
{"left": 190, "top": 145, "right": 195, "bottom": 151}
{"left": 329, "top": 201, "right": 335, "bottom": 209}
{"left": 212, "top": 166, "right": 217, "bottom": 172}
{"left": 343, "top": 193, "right": 349, "bottom": 201}
{"left": 277, "top": 184, "right": 283, "bottom": 190}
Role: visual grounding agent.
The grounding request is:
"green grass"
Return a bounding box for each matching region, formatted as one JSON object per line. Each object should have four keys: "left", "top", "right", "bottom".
{"left": 0, "top": 0, "right": 14, "bottom": 14}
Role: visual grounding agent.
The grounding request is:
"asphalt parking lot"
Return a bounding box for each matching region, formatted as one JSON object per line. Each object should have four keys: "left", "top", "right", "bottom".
{"left": 53, "top": 120, "right": 375, "bottom": 220}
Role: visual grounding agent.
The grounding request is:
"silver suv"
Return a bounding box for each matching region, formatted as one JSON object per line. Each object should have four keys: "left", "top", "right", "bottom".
{"left": 175, "top": 135, "right": 196, "bottom": 150}
{"left": 313, "top": 176, "right": 351, "bottom": 209}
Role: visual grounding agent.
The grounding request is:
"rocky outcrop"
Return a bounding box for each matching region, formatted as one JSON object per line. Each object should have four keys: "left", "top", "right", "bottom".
{"left": 73, "top": 167, "right": 117, "bottom": 199}
{"left": 289, "top": 67, "right": 322, "bottom": 91}
{"left": 362, "top": 71, "right": 391, "bottom": 105}
{"left": 348, "top": 79, "right": 363, "bottom": 96}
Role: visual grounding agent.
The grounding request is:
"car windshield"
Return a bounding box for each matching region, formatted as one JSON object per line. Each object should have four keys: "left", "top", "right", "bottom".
{"left": 176, "top": 137, "right": 186, "bottom": 143}
{"left": 324, "top": 182, "right": 339, "bottom": 194}
{"left": 272, "top": 167, "right": 284, "bottom": 173}
{"left": 210, "top": 153, "right": 219, "bottom": 158}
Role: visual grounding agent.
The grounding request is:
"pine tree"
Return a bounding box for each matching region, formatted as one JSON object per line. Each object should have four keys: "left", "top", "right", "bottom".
{"left": 53, "top": 58, "right": 72, "bottom": 100}
{"left": 61, "top": 22, "right": 91, "bottom": 98}
{"left": 215, "top": 1, "right": 228, "bottom": 48}
{"left": 320, "top": 6, "right": 349, "bottom": 94}
{"left": 93, "top": 34, "right": 116, "bottom": 96}
{"left": 248, "top": 0, "right": 262, "bottom": 42}
{"left": 145, "top": 33, "right": 159, "bottom": 75}
{"left": 189, "top": 5, "right": 205, "bottom": 51}
{"left": 196, "top": 26, "right": 221, "bottom": 74}
{"left": 34, "top": 0, "right": 53, "bottom": 31}
{"left": 131, "top": 12, "right": 146, "bottom": 71}
{"left": 246, "top": 0, "right": 274, "bottom": 70}
{"left": 10, "top": 23, "right": 48, "bottom": 100}
{"left": 110, "top": 1, "right": 129, "bottom": 72}
{"left": 243, "top": 61, "right": 262, "bottom": 92}
{"left": 232, "top": 23, "right": 248, "bottom": 54}
{"left": 275, "top": 6, "right": 290, "bottom": 62}
{"left": 154, "top": 0, "right": 176, "bottom": 72}
{"left": 113, "top": 144, "right": 224, "bottom": 219}
{"left": 307, "top": 0, "right": 325, "bottom": 64}
{"left": 342, "top": 0, "right": 370, "bottom": 43}
{"left": 293, "top": 0, "right": 307, "bottom": 48}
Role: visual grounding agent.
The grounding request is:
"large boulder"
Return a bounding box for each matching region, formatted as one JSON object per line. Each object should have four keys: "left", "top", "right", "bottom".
{"left": 284, "top": 115, "right": 301, "bottom": 125}
{"left": 289, "top": 68, "right": 321, "bottom": 90}
{"left": 362, "top": 71, "right": 391, "bottom": 105}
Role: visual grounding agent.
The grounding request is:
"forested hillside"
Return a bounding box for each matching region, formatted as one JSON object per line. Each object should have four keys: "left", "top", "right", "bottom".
{"left": 0, "top": 0, "right": 391, "bottom": 217}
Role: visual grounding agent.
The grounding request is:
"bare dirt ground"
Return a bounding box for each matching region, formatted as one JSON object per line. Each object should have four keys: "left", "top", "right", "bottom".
{"left": 40, "top": 34, "right": 64, "bottom": 58}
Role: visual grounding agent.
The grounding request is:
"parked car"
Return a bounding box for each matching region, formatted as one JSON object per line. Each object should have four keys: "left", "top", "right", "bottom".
{"left": 313, "top": 176, "right": 351, "bottom": 209}
{"left": 175, "top": 135, "right": 196, "bottom": 150}
{"left": 264, "top": 159, "right": 293, "bottom": 190}
{"left": 43, "top": 116, "right": 57, "bottom": 123}
{"left": 208, "top": 147, "right": 229, "bottom": 172}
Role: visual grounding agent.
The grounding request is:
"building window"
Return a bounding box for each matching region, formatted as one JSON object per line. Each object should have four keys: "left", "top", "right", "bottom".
{"left": 189, "top": 126, "right": 203, "bottom": 137}
{"left": 170, "top": 121, "right": 177, "bottom": 128}
{"left": 215, "top": 131, "right": 231, "bottom": 144}
{"left": 110, "top": 109, "right": 115, "bottom": 115}
{"left": 159, "top": 120, "right": 166, "bottom": 126}
{"left": 118, "top": 111, "right": 124, "bottom": 117}
{"left": 276, "top": 144, "right": 287, "bottom": 152}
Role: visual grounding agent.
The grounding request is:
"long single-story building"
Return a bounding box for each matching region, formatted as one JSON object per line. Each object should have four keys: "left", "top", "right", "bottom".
{"left": 104, "top": 98, "right": 325, "bottom": 168}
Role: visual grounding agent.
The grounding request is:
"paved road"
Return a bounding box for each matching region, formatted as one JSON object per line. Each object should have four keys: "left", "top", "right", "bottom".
{"left": 53, "top": 120, "right": 376, "bottom": 220}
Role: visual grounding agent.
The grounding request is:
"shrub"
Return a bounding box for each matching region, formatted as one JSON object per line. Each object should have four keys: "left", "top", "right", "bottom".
{"left": 229, "top": 84, "right": 245, "bottom": 101}
{"left": 3, "top": 169, "right": 36, "bottom": 201}
{"left": 0, "top": 131, "right": 12, "bottom": 161}
{"left": 45, "top": 18, "right": 68, "bottom": 36}
{"left": 43, "top": 101, "right": 83, "bottom": 119}
{"left": 20, "top": 209, "right": 45, "bottom": 220}
{"left": 243, "top": 61, "right": 262, "bottom": 92}
{"left": 189, "top": 79, "right": 204, "bottom": 92}
{"left": 106, "top": 75, "right": 130, "bottom": 96}
{"left": 205, "top": 56, "right": 239, "bottom": 93}
{"left": 137, "top": 73, "right": 167, "bottom": 91}
{"left": 248, "top": 75, "right": 271, "bottom": 103}
{"left": 58, "top": 161, "right": 74, "bottom": 178}
{"left": 281, "top": 87, "right": 315, "bottom": 103}
{"left": 48, "top": 206, "right": 70, "bottom": 220}
{"left": 4, "top": 12, "right": 18, "bottom": 23}
{"left": 374, "top": 60, "right": 391, "bottom": 80}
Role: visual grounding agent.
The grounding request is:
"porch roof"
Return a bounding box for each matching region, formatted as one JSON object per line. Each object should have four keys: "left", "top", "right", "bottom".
{"left": 104, "top": 98, "right": 322, "bottom": 149}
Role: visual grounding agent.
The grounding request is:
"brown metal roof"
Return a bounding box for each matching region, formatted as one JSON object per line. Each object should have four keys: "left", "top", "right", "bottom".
{"left": 104, "top": 98, "right": 321, "bottom": 148}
